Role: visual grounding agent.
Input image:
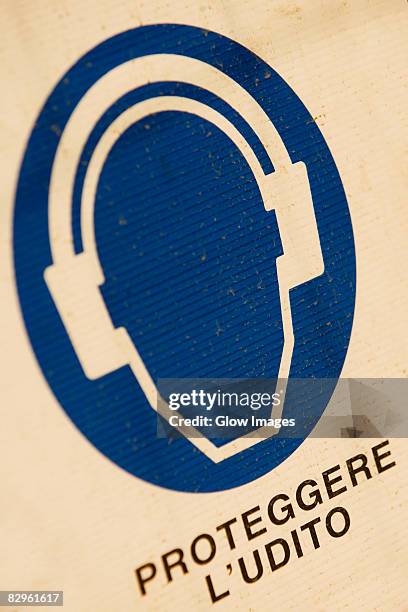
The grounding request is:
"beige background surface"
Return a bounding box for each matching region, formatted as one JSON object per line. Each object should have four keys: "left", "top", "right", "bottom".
{"left": 0, "top": 1, "right": 407, "bottom": 610}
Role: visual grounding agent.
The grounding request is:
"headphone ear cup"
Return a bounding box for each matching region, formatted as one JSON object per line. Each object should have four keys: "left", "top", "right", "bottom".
{"left": 44, "top": 253, "right": 130, "bottom": 379}
{"left": 261, "top": 161, "right": 324, "bottom": 289}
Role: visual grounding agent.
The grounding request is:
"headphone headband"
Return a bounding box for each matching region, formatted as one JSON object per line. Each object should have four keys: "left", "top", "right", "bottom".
{"left": 48, "top": 53, "right": 291, "bottom": 266}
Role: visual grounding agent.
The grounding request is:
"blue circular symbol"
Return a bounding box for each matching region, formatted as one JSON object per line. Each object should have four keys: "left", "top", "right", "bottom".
{"left": 14, "top": 25, "right": 355, "bottom": 492}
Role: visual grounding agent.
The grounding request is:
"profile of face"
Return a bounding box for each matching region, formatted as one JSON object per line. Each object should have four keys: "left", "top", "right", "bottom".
{"left": 95, "top": 110, "right": 284, "bottom": 387}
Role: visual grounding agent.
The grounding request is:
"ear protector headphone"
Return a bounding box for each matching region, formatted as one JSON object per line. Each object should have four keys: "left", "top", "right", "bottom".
{"left": 44, "top": 54, "right": 324, "bottom": 462}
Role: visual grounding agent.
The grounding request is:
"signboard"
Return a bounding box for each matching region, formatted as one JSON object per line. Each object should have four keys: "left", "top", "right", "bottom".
{"left": 1, "top": 2, "right": 407, "bottom": 610}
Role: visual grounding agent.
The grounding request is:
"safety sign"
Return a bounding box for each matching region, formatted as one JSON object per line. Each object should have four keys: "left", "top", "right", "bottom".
{"left": 14, "top": 24, "right": 355, "bottom": 492}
